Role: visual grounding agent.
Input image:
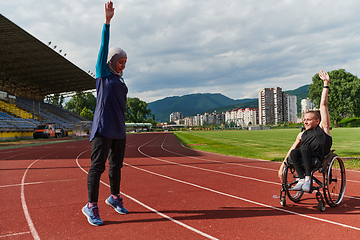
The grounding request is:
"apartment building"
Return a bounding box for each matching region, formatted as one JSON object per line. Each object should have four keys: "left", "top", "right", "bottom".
{"left": 258, "top": 87, "right": 297, "bottom": 125}
{"left": 184, "top": 111, "right": 225, "bottom": 127}
{"left": 225, "top": 107, "right": 259, "bottom": 127}
{"left": 301, "top": 98, "right": 315, "bottom": 120}
{"left": 244, "top": 108, "right": 259, "bottom": 126}
{"left": 169, "top": 112, "right": 184, "bottom": 122}
{"left": 287, "top": 95, "right": 297, "bottom": 123}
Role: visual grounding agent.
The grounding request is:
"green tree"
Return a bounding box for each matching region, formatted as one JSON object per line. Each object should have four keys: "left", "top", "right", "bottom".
{"left": 145, "top": 116, "right": 157, "bottom": 126}
{"left": 80, "top": 107, "right": 93, "bottom": 121}
{"left": 48, "top": 93, "right": 64, "bottom": 107}
{"left": 126, "top": 97, "right": 152, "bottom": 123}
{"left": 65, "top": 92, "right": 96, "bottom": 115}
{"left": 309, "top": 69, "right": 360, "bottom": 124}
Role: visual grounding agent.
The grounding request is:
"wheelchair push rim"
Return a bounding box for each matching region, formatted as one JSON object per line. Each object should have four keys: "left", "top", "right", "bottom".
{"left": 323, "top": 155, "right": 346, "bottom": 207}
{"left": 283, "top": 165, "right": 304, "bottom": 202}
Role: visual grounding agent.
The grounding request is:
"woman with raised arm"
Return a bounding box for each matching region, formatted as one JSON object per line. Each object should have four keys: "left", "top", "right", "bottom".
{"left": 278, "top": 70, "right": 332, "bottom": 192}
{"left": 82, "top": 1, "right": 129, "bottom": 226}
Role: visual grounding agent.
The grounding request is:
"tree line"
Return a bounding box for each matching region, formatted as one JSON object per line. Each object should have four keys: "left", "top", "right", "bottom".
{"left": 54, "top": 68, "right": 359, "bottom": 127}
{"left": 61, "top": 92, "right": 155, "bottom": 125}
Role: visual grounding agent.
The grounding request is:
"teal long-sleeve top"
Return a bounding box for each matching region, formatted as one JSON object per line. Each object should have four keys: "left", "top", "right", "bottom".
{"left": 90, "top": 23, "right": 128, "bottom": 141}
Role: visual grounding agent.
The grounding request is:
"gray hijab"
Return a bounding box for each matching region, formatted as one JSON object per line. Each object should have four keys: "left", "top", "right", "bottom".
{"left": 107, "top": 47, "right": 127, "bottom": 78}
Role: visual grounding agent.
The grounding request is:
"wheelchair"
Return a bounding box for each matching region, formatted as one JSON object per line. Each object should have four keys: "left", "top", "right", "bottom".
{"left": 280, "top": 150, "right": 346, "bottom": 212}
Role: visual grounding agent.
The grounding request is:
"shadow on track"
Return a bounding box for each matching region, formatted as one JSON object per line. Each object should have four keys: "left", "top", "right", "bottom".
{"left": 97, "top": 199, "right": 360, "bottom": 226}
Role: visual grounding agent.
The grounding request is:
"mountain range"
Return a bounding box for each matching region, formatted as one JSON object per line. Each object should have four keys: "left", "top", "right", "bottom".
{"left": 148, "top": 84, "right": 310, "bottom": 122}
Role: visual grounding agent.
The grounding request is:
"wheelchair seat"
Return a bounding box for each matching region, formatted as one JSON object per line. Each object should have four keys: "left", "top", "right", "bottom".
{"left": 286, "top": 156, "right": 323, "bottom": 169}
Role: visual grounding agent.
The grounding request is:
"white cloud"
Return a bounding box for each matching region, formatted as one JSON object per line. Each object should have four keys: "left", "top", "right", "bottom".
{"left": 2, "top": 0, "right": 360, "bottom": 103}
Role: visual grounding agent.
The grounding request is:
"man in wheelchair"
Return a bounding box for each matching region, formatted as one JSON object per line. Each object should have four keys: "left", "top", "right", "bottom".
{"left": 278, "top": 70, "right": 332, "bottom": 192}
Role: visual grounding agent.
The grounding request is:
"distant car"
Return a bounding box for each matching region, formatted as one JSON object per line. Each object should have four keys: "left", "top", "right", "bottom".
{"left": 33, "top": 124, "right": 62, "bottom": 139}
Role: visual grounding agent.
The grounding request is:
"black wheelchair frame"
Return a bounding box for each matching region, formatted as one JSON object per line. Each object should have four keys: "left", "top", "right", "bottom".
{"left": 280, "top": 150, "right": 346, "bottom": 212}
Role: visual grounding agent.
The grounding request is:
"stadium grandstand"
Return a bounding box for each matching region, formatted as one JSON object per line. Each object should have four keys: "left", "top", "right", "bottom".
{"left": 0, "top": 14, "right": 95, "bottom": 139}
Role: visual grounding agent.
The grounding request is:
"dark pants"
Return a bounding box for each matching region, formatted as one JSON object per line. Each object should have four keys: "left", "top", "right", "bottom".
{"left": 87, "top": 133, "right": 126, "bottom": 203}
{"left": 290, "top": 145, "right": 321, "bottom": 179}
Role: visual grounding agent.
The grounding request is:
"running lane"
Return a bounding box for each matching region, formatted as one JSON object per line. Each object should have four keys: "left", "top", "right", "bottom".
{"left": 1, "top": 133, "right": 360, "bottom": 239}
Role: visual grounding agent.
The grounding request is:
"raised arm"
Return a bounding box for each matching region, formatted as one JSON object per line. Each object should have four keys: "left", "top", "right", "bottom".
{"left": 104, "top": 1, "right": 114, "bottom": 24}
{"left": 96, "top": 1, "right": 114, "bottom": 78}
{"left": 318, "top": 70, "right": 331, "bottom": 136}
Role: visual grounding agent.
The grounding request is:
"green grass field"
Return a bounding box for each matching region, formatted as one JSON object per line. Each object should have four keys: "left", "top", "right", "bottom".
{"left": 173, "top": 128, "right": 360, "bottom": 169}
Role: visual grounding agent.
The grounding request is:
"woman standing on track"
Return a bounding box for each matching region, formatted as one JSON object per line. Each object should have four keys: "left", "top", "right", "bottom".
{"left": 82, "top": 1, "right": 129, "bottom": 226}
{"left": 278, "top": 70, "right": 332, "bottom": 192}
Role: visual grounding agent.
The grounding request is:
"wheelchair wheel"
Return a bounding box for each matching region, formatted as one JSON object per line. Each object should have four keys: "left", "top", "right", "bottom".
{"left": 283, "top": 164, "right": 304, "bottom": 202}
{"left": 317, "top": 200, "right": 326, "bottom": 212}
{"left": 280, "top": 195, "right": 286, "bottom": 206}
{"left": 323, "top": 155, "right": 346, "bottom": 207}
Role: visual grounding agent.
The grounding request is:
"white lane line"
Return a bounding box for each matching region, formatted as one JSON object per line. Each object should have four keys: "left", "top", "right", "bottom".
{"left": 159, "top": 135, "right": 360, "bottom": 200}
{"left": 135, "top": 134, "right": 360, "bottom": 230}
{"left": 173, "top": 133, "right": 360, "bottom": 178}
{"left": 75, "top": 149, "right": 218, "bottom": 240}
{"left": 125, "top": 162, "right": 360, "bottom": 232}
{"left": 133, "top": 133, "right": 360, "bottom": 185}
{"left": 175, "top": 132, "right": 270, "bottom": 162}
{"left": 137, "top": 136, "right": 280, "bottom": 186}
{"left": 346, "top": 179, "right": 360, "bottom": 184}
{"left": 161, "top": 136, "right": 277, "bottom": 172}
{"left": 342, "top": 195, "right": 360, "bottom": 200}
{"left": 0, "top": 179, "right": 84, "bottom": 188}
{"left": 1, "top": 178, "right": 83, "bottom": 189}
{"left": 21, "top": 160, "right": 40, "bottom": 240}
{"left": 0, "top": 149, "right": 45, "bottom": 161}
{"left": 0, "top": 231, "right": 30, "bottom": 238}
{"left": 19, "top": 151, "right": 64, "bottom": 240}
{"left": 0, "top": 182, "right": 44, "bottom": 188}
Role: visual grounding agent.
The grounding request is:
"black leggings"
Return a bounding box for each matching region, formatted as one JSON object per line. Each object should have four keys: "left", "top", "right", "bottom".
{"left": 289, "top": 145, "right": 321, "bottom": 179}
{"left": 87, "top": 133, "right": 126, "bottom": 203}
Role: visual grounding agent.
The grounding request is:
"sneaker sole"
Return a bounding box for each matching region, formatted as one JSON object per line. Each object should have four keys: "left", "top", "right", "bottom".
{"left": 105, "top": 199, "right": 128, "bottom": 214}
{"left": 82, "top": 207, "right": 103, "bottom": 226}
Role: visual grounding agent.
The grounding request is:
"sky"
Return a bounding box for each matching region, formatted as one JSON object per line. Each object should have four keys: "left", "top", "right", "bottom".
{"left": 2, "top": 0, "right": 360, "bottom": 103}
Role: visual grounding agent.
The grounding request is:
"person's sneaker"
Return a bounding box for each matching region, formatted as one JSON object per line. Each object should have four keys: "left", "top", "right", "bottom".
{"left": 105, "top": 196, "right": 128, "bottom": 214}
{"left": 82, "top": 204, "right": 103, "bottom": 226}
{"left": 291, "top": 178, "right": 304, "bottom": 191}
{"left": 302, "top": 179, "right": 311, "bottom": 192}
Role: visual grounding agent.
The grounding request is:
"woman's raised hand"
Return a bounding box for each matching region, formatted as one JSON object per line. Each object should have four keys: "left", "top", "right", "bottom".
{"left": 105, "top": 1, "right": 115, "bottom": 24}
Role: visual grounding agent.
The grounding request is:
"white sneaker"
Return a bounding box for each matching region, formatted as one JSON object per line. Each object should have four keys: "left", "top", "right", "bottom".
{"left": 291, "top": 178, "right": 304, "bottom": 191}
{"left": 302, "top": 179, "right": 311, "bottom": 192}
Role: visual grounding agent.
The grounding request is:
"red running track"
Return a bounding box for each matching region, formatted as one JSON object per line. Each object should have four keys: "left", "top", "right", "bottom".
{"left": 1, "top": 132, "right": 360, "bottom": 239}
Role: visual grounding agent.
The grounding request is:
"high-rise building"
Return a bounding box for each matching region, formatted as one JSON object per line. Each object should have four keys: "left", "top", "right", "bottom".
{"left": 258, "top": 87, "right": 297, "bottom": 125}
{"left": 301, "top": 98, "right": 315, "bottom": 120}
{"left": 287, "top": 95, "right": 298, "bottom": 123}
{"left": 169, "top": 112, "right": 184, "bottom": 122}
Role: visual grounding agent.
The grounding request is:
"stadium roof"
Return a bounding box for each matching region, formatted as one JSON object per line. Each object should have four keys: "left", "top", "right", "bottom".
{"left": 0, "top": 14, "right": 95, "bottom": 101}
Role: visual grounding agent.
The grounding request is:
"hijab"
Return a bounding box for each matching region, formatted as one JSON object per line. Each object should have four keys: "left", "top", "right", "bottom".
{"left": 107, "top": 47, "right": 127, "bottom": 78}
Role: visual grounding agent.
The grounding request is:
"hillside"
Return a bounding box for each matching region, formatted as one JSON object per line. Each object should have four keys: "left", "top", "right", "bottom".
{"left": 148, "top": 93, "right": 252, "bottom": 122}
{"left": 148, "top": 85, "right": 310, "bottom": 122}
{"left": 199, "top": 99, "right": 258, "bottom": 115}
